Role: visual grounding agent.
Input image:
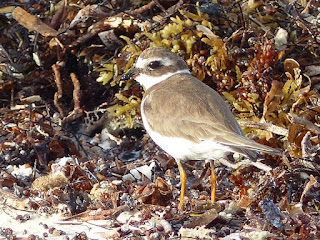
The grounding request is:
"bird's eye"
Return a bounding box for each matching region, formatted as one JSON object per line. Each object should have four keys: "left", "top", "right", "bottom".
{"left": 148, "top": 61, "right": 161, "bottom": 70}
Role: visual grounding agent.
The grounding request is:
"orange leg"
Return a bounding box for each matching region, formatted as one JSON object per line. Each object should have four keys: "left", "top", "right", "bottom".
{"left": 176, "top": 160, "right": 187, "bottom": 210}
{"left": 210, "top": 161, "right": 216, "bottom": 202}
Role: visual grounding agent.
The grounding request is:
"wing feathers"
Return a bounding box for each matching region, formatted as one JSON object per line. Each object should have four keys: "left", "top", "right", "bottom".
{"left": 143, "top": 74, "right": 280, "bottom": 157}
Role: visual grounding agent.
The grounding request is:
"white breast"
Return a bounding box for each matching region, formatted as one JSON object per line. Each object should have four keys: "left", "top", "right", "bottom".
{"left": 140, "top": 101, "right": 233, "bottom": 161}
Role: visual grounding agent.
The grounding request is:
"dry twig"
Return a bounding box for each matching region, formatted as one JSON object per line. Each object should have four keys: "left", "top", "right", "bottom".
{"left": 287, "top": 113, "right": 320, "bottom": 135}
{"left": 52, "top": 63, "right": 64, "bottom": 117}
{"left": 61, "top": 73, "right": 83, "bottom": 124}
{"left": 70, "top": 73, "right": 81, "bottom": 111}
{"left": 217, "top": 158, "right": 272, "bottom": 172}
{"left": 239, "top": 120, "right": 288, "bottom": 137}
{"left": 129, "top": 1, "right": 156, "bottom": 16}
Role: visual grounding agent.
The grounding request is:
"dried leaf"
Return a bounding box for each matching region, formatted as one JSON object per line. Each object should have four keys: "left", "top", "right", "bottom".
{"left": 262, "top": 80, "right": 283, "bottom": 121}
{"left": 300, "top": 175, "right": 317, "bottom": 202}
{"left": 186, "top": 208, "right": 218, "bottom": 228}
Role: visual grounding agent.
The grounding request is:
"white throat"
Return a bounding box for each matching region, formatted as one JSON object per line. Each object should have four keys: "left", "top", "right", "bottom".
{"left": 135, "top": 69, "right": 190, "bottom": 90}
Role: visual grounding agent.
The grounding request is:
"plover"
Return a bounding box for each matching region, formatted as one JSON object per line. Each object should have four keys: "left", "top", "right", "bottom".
{"left": 121, "top": 47, "right": 281, "bottom": 209}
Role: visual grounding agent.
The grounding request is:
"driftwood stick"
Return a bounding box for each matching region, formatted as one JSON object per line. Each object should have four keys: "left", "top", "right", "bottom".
{"left": 239, "top": 120, "right": 288, "bottom": 137}
{"left": 287, "top": 113, "right": 320, "bottom": 135}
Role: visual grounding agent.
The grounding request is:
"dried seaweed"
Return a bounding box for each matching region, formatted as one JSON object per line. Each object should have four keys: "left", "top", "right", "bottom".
{"left": 1, "top": 0, "right": 320, "bottom": 239}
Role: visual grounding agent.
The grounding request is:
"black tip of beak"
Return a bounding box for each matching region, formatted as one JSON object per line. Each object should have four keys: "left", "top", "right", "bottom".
{"left": 120, "top": 67, "right": 137, "bottom": 81}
